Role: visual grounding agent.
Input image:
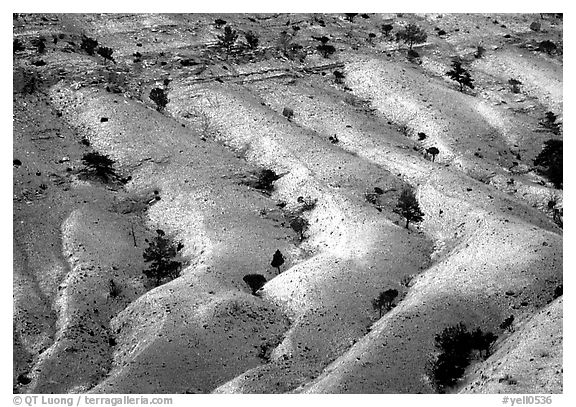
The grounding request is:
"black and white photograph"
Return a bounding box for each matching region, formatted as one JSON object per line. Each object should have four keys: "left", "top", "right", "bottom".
{"left": 11, "top": 3, "right": 565, "bottom": 401}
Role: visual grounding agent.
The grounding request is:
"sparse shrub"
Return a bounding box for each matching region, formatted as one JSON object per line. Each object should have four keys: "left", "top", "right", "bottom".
{"left": 446, "top": 58, "right": 474, "bottom": 92}
{"left": 277, "top": 31, "right": 306, "bottom": 61}
{"left": 243, "top": 274, "right": 267, "bottom": 295}
{"left": 149, "top": 87, "right": 169, "bottom": 112}
{"left": 500, "top": 315, "right": 515, "bottom": 332}
{"left": 530, "top": 21, "right": 541, "bottom": 31}
{"left": 13, "top": 38, "right": 25, "bottom": 53}
{"left": 80, "top": 35, "right": 98, "bottom": 55}
{"left": 534, "top": 139, "right": 562, "bottom": 189}
{"left": 143, "top": 229, "right": 184, "bottom": 287}
{"left": 381, "top": 23, "right": 394, "bottom": 37}
{"left": 317, "top": 41, "right": 336, "bottom": 58}
{"left": 367, "top": 33, "right": 377, "bottom": 44}
{"left": 297, "top": 196, "right": 317, "bottom": 211}
{"left": 81, "top": 151, "right": 118, "bottom": 182}
{"left": 133, "top": 51, "right": 142, "bottom": 62}
{"left": 508, "top": 78, "right": 522, "bottom": 93}
{"left": 470, "top": 328, "right": 498, "bottom": 359}
{"left": 108, "top": 279, "right": 122, "bottom": 299}
{"left": 539, "top": 111, "right": 561, "bottom": 134}
{"left": 214, "top": 18, "right": 227, "bottom": 28}
{"left": 395, "top": 188, "right": 424, "bottom": 229}
{"left": 271, "top": 249, "right": 285, "bottom": 273}
{"left": 395, "top": 23, "right": 427, "bottom": 50}
{"left": 244, "top": 31, "right": 259, "bottom": 49}
{"left": 97, "top": 46, "right": 114, "bottom": 63}
{"left": 407, "top": 48, "right": 420, "bottom": 61}
{"left": 372, "top": 289, "right": 398, "bottom": 318}
{"left": 31, "top": 36, "right": 46, "bottom": 54}
{"left": 217, "top": 25, "right": 238, "bottom": 51}
{"left": 474, "top": 44, "right": 485, "bottom": 59}
{"left": 400, "top": 274, "right": 414, "bottom": 287}
{"left": 418, "top": 132, "right": 427, "bottom": 141}
{"left": 437, "top": 29, "right": 447, "bottom": 36}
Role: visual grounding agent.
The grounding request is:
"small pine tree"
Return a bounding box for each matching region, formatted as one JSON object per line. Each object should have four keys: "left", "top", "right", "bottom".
{"left": 395, "top": 23, "right": 427, "bottom": 50}
{"left": 149, "top": 87, "right": 169, "bottom": 112}
{"left": 81, "top": 151, "right": 118, "bottom": 182}
{"left": 289, "top": 215, "right": 309, "bottom": 241}
{"left": 217, "top": 26, "right": 238, "bottom": 51}
{"left": 271, "top": 249, "right": 285, "bottom": 273}
{"left": 143, "top": 229, "right": 183, "bottom": 287}
{"left": 539, "top": 111, "right": 561, "bottom": 134}
{"left": 395, "top": 188, "right": 424, "bottom": 229}
{"left": 534, "top": 139, "right": 562, "bottom": 189}
{"left": 446, "top": 59, "right": 474, "bottom": 92}
{"left": 243, "top": 274, "right": 267, "bottom": 295}
{"left": 81, "top": 35, "right": 98, "bottom": 55}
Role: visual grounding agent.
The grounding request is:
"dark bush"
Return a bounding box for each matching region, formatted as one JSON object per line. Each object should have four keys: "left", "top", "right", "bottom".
{"left": 500, "top": 315, "right": 515, "bottom": 332}
{"left": 149, "top": 87, "right": 169, "bottom": 111}
{"left": 214, "top": 18, "right": 227, "bottom": 28}
{"left": 97, "top": 46, "right": 114, "bottom": 63}
{"left": 282, "top": 107, "right": 294, "bottom": 120}
{"left": 508, "top": 78, "right": 522, "bottom": 93}
{"left": 538, "top": 40, "right": 557, "bottom": 55}
{"left": 217, "top": 25, "right": 238, "bottom": 51}
{"left": 13, "top": 38, "right": 25, "bottom": 53}
{"left": 539, "top": 111, "right": 561, "bottom": 134}
{"left": 81, "top": 151, "right": 118, "bottom": 182}
{"left": 426, "top": 146, "right": 440, "bottom": 162}
{"left": 553, "top": 284, "right": 563, "bottom": 299}
{"left": 344, "top": 13, "right": 358, "bottom": 22}
{"left": 289, "top": 215, "right": 309, "bottom": 241}
{"left": 31, "top": 37, "right": 46, "bottom": 54}
{"left": 474, "top": 45, "right": 485, "bottom": 59}
{"left": 534, "top": 139, "right": 562, "bottom": 189}
{"left": 143, "top": 229, "right": 184, "bottom": 287}
{"left": 381, "top": 23, "right": 394, "bottom": 37}
{"left": 317, "top": 43, "right": 336, "bottom": 58}
{"left": 333, "top": 70, "right": 345, "bottom": 84}
{"left": 254, "top": 169, "right": 281, "bottom": 192}
{"left": 243, "top": 274, "right": 267, "bottom": 295}
{"left": 80, "top": 35, "right": 98, "bottom": 55}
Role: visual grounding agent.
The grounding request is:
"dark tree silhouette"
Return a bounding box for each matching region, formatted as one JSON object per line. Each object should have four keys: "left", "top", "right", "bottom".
{"left": 214, "top": 18, "right": 227, "bottom": 28}
{"left": 538, "top": 40, "right": 557, "bottom": 55}
{"left": 381, "top": 23, "right": 394, "bottom": 37}
{"left": 13, "top": 39, "right": 25, "bottom": 53}
{"left": 143, "top": 229, "right": 183, "bottom": 287}
{"left": 244, "top": 31, "right": 259, "bottom": 49}
{"left": 149, "top": 87, "right": 169, "bottom": 111}
{"left": 289, "top": 216, "right": 309, "bottom": 241}
{"left": 395, "top": 188, "right": 424, "bottom": 229}
{"left": 316, "top": 36, "right": 336, "bottom": 58}
{"left": 97, "top": 46, "right": 114, "bottom": 63}
{"left": 31, "top": 37, "right": 46, "bottom": 54}
{"left": 534, "top": 139, "right": 562, "bottom": 189}
{"left": 81, "top": 35, "right": 98, "bottom": 55}
{"left": 81, "top": 151, "right": 118, "bottom": 182}
{"left": 446, "top": 59, "right": 474, "bottom": 92}
{"left": 471, "top": 328, "right": 498, "bottom": 359}
{"left": 254, "top": 169, "right": 281, "bottom": 192}
{"left": 333, "top": 70, "right": 345, "bottom": 84}
{"left": 344, "top": 13, "right": 358, "bottom": 22}
{"left": 508, "top": 78, "right": 522, "bottom": 93}
{"left": 426, "top": 147, "right": 440, "bottom": 162}
{"left": 539, "top": 111, "right": 561, "bottom": 134}
{"left": 372, "top": 289, "right": 399, "bottom": 318}
{"left": 271, "top": 249, "right": 285, "bottom": 273}
{"left": 217, "top": 26, "right": 238, "bottom": 51}
{"left": 395, "top": 23, "right": 427, "bottom": 50}
{"left": 243, "top": 274, "right": 267, "bottom": 295}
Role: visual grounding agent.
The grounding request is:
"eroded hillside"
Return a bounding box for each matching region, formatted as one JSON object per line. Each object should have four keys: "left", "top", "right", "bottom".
{"left": 13, "top": 12, "right": 562, "bottom": 394}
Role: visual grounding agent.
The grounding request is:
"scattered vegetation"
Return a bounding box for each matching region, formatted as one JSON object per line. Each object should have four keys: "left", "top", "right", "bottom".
{"left": 553, "top": 284, "right": 562, "bottom": 299}
{"left": 252, "top": 168, "right": 281, "bottom": 192}
{"left": 534, "top": 139, "right": 562, "bottom": 189}
{"left": 372, "top": 289, "right": 399, "bottom": 318}
{"left": 427, "top": 323, "right": 497, "bottom": 393}
{"left": 80, "top": 35, "right": 98, "bottom": 55}
{"left": 538, "top": 40, "right": 557, "bottom": 55}
{"left": 400, "top": 274, "right": 415, "bottom": 288}
{"left": 333, "top": 70, "right": 345, "bottom": 84}
{"left": 243, "top": 274, "right": 267, "bottom": 295}
{"left": 277, "top": 30, "right": 306, "bottom": 61}
{"left": 344, "top": 13, "right": 358, "bottom": 22}
{"left": 271, "top": 249, "right": 285, "bottom": 273}
{"left": 395, "top": 23, "right": 427, "bottom": 50}
{"left": 381, "top": 23, "right": 394, "bottom": 37}
{"left": 395, "top": 188, "right": 424, "bottom": 229}
{"left": 149, "top": 87, "right": 169, "bottom": 112}
{"left": 474, "top": 44, "right": 485, "bottom": 59}
{"left": 108, "top": 279, "right": 122, "bottom": 299}
{"left": 143, "top": 229, "right": 184, "bottom": 287}
{"left": 282, "top": 107, "right": 294, "bottom": 120}
{"left": 446, "top": 58, "right": 475, "bottom": 92}
{"left": 425, "top": 147, "right": 440, "bottom": 162}
{"left": 31, "top": 36, "right": 46, "bottom": 54}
